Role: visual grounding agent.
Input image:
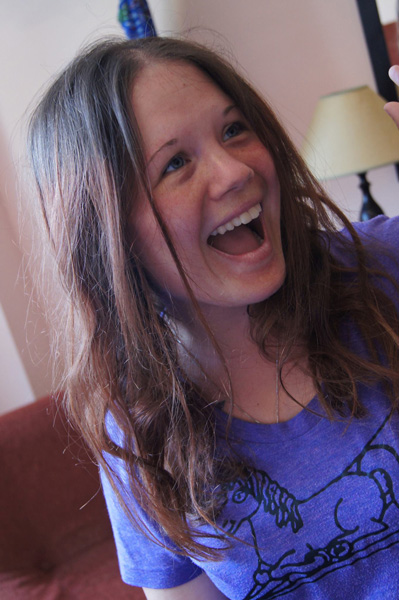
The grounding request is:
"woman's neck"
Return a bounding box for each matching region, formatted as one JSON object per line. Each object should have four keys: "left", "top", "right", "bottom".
{"left": 170, "top": 302, "right": 255, "bottom": 376}
{"left": 169, "top": 303, "right": 317, "bottom": 424}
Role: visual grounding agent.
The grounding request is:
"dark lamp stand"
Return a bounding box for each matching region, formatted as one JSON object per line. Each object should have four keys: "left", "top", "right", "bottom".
{"left": 358, "top": 172, "right": 385, "bottom": 221}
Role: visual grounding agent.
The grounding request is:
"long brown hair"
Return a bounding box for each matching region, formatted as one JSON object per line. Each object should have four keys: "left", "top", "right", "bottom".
{"left": 28, "top": 36, "right": 399, "bottom": 559}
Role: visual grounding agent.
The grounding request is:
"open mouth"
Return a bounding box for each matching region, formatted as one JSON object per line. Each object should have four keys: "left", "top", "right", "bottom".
{"left": 207, "top": 203, "right": 264, "bottom": 255}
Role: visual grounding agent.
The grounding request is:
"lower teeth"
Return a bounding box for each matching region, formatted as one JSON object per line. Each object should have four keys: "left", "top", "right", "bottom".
{"left": 254, "top": 232, "right": 263, "bottom": 245}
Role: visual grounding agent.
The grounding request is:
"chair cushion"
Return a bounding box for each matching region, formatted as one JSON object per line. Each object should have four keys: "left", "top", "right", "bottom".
{"left": 0, "top": 396, "right": 144, "bottom": 599}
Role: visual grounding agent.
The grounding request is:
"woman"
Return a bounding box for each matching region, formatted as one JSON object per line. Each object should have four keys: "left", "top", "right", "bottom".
{"left": 28, "top": 37, "right": 399, "bottom": 599}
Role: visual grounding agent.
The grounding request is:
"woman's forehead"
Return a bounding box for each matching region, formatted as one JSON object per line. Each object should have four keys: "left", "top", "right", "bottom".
{"left": 130, "top": 61, "right": 233, "bottom": 153}
{"left": 131, "top": 60, "right": 224, "bottom": 108}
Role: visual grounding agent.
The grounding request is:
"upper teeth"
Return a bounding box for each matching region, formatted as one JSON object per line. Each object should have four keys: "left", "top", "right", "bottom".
{"left": 210, "top": 203, "right": 262, "bottom": 236}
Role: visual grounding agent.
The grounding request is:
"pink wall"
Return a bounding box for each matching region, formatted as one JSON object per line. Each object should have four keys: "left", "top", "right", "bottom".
{"left": 171, "top": 0, "right": 399, "bottom": 219}
{"left": 1, "top": 0, "right": 398, "bottom": 412}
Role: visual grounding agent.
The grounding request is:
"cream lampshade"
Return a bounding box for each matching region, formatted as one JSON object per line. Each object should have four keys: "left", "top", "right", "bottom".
{"left": 301, "top": 85, "right": 399, "bottom": 219}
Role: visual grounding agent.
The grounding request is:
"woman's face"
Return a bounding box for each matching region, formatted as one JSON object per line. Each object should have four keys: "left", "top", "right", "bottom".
{"left": 129, "top": 61, "right": 285, "bottom": 315}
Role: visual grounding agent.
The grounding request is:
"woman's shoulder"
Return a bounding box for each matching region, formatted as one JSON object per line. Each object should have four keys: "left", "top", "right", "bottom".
{"left": 332, "top": 214, "right": 398, "bottom": 246}
{"left": 329, "top": 215, "right": 399, "bottom": 271}
{"left": 349, "top": 214, "right": 399, "bottom": 246}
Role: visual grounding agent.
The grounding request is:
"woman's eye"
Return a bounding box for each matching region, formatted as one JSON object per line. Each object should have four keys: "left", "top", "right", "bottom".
{"left": 163, "top": 155, "right": 186, "bottom": 175}
{"left": 224, "top": 121, "right": 246, "bottom": 140}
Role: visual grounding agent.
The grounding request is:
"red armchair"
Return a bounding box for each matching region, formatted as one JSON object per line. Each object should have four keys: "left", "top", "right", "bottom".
{"left": 0, "top": 395, "right": 145, "bottom": 599}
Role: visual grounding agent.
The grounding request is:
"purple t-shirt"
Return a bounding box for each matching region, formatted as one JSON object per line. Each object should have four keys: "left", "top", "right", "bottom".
{"left": 101, "top": 216, "right": 399, "bottom": 599}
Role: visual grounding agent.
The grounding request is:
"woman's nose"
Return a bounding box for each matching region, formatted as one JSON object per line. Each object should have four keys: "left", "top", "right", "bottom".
{"left": 205, "top": 147, "right": 254, "bottom": 201}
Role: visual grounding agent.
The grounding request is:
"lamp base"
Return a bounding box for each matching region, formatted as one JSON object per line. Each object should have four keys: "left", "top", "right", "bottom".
{"left": 358, "top": 172, "right": 385, "bottom": 222}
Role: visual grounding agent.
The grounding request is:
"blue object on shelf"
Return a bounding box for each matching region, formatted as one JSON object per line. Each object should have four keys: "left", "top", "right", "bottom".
{"left": 118, "top": 0, "right": 156, "bottom": 39}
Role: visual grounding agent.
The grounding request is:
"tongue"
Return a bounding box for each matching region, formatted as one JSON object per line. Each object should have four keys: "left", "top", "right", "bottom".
{"left": 209, "top": 224, "right": 261, "bottom": 255}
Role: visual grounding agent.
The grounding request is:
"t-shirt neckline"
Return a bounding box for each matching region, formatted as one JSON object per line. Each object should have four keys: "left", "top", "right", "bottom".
{"left": 215, "top": 394, "right": 326, "bottom": 444}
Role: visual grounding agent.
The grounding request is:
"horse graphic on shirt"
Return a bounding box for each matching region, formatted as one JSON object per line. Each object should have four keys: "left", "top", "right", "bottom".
{"left": 221, "top": 413, "right": 399, "bottom": 599}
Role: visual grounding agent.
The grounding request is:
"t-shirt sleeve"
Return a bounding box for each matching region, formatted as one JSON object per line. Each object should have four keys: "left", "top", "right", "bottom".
{"left": 100, "top": 456, "right": 203, "bottom": 589}
{"left": 355, "top": 214, "right": 399, "bottom": 253}
{"left": 356, "top": 215, "right": 399, "bottom": 296}
{"left": 333, "top": 215, "right": 399, "bottom": 279}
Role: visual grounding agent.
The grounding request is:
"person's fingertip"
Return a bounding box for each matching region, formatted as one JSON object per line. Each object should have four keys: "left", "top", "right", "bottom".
{"left": 384, "top": 102, "right": 399, "bottom": 128}
{"left": 384, "top": 102, "right": 393, "bottom": 116}
{"left": 389, "top": 65, "right": 399, "bottom": 85}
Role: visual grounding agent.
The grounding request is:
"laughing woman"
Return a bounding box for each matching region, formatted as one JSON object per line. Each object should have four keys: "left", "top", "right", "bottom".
{"left": 28, "top": 37, "right": 399, "bottom": 599}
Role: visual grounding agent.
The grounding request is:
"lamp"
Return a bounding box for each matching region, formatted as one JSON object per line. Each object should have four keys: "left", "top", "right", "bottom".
{"left": 301, "top": 86, "right": 399, "bottom": 220}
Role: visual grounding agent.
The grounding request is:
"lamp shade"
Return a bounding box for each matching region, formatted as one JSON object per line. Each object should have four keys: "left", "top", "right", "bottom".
{"left": 301, "top": 85, "right": 399, "bottom": 180}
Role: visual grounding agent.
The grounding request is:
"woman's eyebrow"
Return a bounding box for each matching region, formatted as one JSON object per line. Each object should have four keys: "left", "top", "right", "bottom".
{"left": 223, "top": 104, "right": 236, "bottom": 116}
{"left": 147, "top": 105, "right": 237, "bottom": 165}
{"left": 148, "top": 138, "right": 178, "bottom": 165}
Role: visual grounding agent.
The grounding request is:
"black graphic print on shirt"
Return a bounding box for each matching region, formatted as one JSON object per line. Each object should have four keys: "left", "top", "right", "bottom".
{"left": 221, "top": 414, "right": 399, "bottom": 599}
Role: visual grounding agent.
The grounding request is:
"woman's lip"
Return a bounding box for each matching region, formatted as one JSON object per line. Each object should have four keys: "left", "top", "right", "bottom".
{"left": 207, "top": 227, "right": 272, "bottom": 264}
{"left": 207, "top": 200, "right": 263, "bottom": 238}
